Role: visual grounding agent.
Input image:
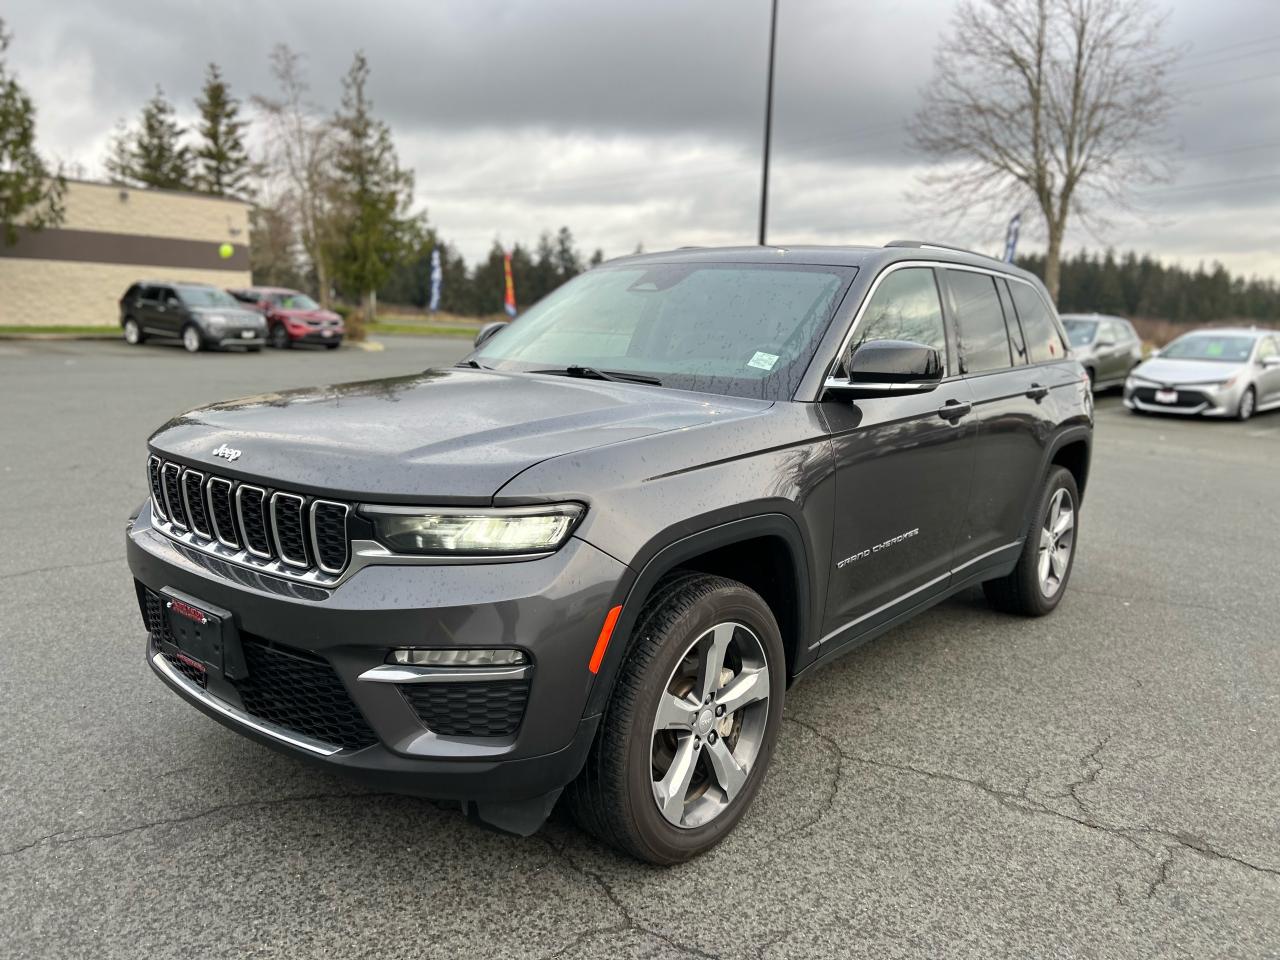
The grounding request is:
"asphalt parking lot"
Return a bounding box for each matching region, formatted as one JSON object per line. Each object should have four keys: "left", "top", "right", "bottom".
{"left": 2, "top": 336, "right": 1278, "bottom": 960}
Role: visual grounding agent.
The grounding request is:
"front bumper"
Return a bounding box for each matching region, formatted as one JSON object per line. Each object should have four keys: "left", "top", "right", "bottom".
{"left": 126, "top": 504, "right": 623, "bottom": 806}
{"left": 288, "top": 327, "right": 344, "bottom": 344}
{"left": 1123, "top": 381, "right": 1242, "bottom": 417}
{"left": 213, "top": 328, "right": 265, "bottom": 347}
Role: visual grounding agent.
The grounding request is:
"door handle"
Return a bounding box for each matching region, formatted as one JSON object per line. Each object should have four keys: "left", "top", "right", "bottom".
{"left": 937, "top": 399, "right": 971, "bottom": 421}
{"left": 1026, "top": 383, "right": 1049, "bottom": 401}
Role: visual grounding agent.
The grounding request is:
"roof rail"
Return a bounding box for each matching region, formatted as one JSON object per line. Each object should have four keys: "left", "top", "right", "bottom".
{"left": 885, "top": 239, "right": 1000, "bottom": 262}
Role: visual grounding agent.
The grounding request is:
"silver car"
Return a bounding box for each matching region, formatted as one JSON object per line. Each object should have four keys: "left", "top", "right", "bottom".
{"left": 1124, "top": 327, "right": 1280, "bottom": 420}
{"left": 1061, "top": 313, "right": 1143, "bottom": 390}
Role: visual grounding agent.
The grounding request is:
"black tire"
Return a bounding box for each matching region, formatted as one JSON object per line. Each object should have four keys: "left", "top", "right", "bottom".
{"left": 181, "top": 324, "right": 203, "bottom": 354}
{"left": 271, "top": 325, "right": 291, "bottom": 349}
{"left": 567, "top": 573, "right": 786, "bottom": 864}
{"left": 122, "top": 317, "right": 145, "bottom": 345}
{"left": 246, "top": 345, "right": 263, "bottom": 353}
{"left": 983, "top": 465, "right": 1080, "bottom": 616}
{"left": 325, "top": 342, "right": 341, "bottom": 350}
{"left": 1236, "top": 386, "right": 1256, "bottom": 422}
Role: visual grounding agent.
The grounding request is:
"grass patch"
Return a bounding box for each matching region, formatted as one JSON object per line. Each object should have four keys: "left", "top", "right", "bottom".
{"left": 365, "top": 322, "right": 478, "bottom": 338}
{"left": 0, "top": 325, "right": 119, "bottom": 336}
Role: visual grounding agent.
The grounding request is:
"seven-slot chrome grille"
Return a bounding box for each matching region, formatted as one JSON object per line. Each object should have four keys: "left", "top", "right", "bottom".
{"left": 147, "top": 455, "right": 350, "bottom": 582}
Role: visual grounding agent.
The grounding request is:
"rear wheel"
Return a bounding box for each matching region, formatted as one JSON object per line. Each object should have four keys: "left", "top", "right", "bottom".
{"left": 122, "top": 317, "right": 144, "bottom": 345}
{"left": 983, "top": 466, "right": 1079, "bottom": 616}
{"left": 567, "top": 574, "right": 785, "bottom": 864}
{"left": 1237, "top": 386, "right": 1256, "bottom": 422}
{"left": 271, "top": 325, "right": 291, "bottom": 349}
{"left": 181, "top": 325, "right": 203, "bottom": 353}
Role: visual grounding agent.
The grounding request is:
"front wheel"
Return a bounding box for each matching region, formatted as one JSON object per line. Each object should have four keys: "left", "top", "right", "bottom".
{"left": 567, "top": 574, "right": 785, "bottom": 864}
{"left": 181, "top": 325, "right": 203, "bottom": 353}
{"left": 271, "top": 325, "right": 291, "bottom": 349}
{"left": 983, "top": 465, "right": 1079, "bottom": 616}
{"left": 1237, "top": 386, "right": 1256, "bottom": 422}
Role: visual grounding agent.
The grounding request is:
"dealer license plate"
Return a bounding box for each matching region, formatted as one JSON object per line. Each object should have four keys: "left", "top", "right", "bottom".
{"left": 240, "top": 330, "right": 256, "bottom": 339}
{"left": 1155, "top": 389, "right": 1178, "bottom": 404}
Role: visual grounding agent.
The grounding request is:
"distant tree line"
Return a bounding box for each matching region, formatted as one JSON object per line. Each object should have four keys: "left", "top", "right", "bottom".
{"left": 1016, "top": 249, "right": 1280, "bottom": 324}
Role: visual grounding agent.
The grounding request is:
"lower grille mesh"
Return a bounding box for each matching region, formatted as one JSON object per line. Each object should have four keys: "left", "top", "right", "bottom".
{"left": 401, "top": 681, "right": 530, "bottom": 738}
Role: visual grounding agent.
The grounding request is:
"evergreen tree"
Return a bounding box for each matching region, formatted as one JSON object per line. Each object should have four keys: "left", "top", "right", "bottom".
{"left": 107, "top": 87, "right": 192, "bottom": 189}
{"left": 552, "top": 225, "right": 582, "bottom": 281}
{"left": 0, "top": 19, "right": 64, "bottom": 244}
{"left": 328, "top": 51, "right": 415, "bottom": 322}
{"left": 194, "top": 63, "right": 252, "bottom": 197}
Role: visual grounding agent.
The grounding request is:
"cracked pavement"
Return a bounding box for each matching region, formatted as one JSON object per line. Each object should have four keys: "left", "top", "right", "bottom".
{"left": 3, "top": 339, "right": 1279, "bottom": 959}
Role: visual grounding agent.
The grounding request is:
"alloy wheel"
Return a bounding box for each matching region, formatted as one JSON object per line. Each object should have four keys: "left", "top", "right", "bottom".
{"left": 182, "top": 326, "right": 202, "bottom": 353}
{"left": 123, "top": 319, "right": 140, "bottom": 344}
{"left": 650, "top": 621, "right": 771, "bottom": 829}
{"left": 1038, "top": 488, "right": 1075, "bottom": 598}
{"left": 1239, "top": 388, "right": 1255, "bottom": 421}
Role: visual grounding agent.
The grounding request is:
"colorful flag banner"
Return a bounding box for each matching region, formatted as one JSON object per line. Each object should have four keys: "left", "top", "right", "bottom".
{"left": 1002, "top": 211, "right": 1022, "bottom": 263}
{"left": 428, "top": 248, "right": 442, "bottom": 313}
{"left": 503, "top": 251, "right": 517, "bottom": 317}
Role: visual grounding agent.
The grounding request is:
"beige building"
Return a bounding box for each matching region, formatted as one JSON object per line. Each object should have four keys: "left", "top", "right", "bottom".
{"left": 0, "top": 180, "right": 251, "bottom": 327}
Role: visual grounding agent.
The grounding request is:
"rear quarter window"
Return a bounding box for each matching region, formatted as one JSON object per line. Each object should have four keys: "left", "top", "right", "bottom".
{"left": 1009, "top": 282, "right": 1068, "bottom": 364}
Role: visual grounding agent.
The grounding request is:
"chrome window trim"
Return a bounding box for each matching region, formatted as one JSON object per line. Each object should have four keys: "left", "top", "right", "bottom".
{"left": 147, "top": 455, "right": 167, "bottom": 522}
{"left": 819, "top": 260, "right": 1065, "bottom": 398}
{"left": 206, "top": 476, "right": 240, "bottom": 549}
{"left": 358, "top": 664, "right": 532, "bottom": 684}
{"left": 270, "top": 492, "right": 310, "bottom": 569}
{"left": 181, "top": 469, "right": 210, "bottom": 539}
{"left": 151, "top": 649, "right": 341, "bottom": 756}
{"left": 310, "top": 499, "right": 351, "bottom": 575}
{"left": 160, "top": 462, "right": 187, "bottom": 530}
{"left": 235, "top": 484, "right": 274, "bottom": 559}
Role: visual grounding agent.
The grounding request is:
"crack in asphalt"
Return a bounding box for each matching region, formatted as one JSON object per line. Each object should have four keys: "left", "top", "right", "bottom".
{"left": 1071, "top": 586, "right": 1240, "bottom": 620}
{"left": 0, "top": 790, "right": 394, "bottom": 859}
{"left": 0, "top": 556, "right": 119, "bottom": 583}
{"left": 785, "top": 714, "right": 1280, "bottom": 901}
{"left": 772, "top": 716, "right": 845, "bottom": 844}
{"left": 537, "top": 834, "right": 722, "bottom": 960}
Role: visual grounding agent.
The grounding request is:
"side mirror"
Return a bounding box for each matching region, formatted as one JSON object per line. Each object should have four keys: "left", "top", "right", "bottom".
{"left": 823, "top": 339, "right": 943, "bottom": 400}
{"left": 1096, "top": 338, "right": 1115, "bottom": 348}
{"left": 1262, "top": 355, "right": 1280, "bottom": 369}
{"left": 474, "top": 321, "right": 506, "bottom": 349}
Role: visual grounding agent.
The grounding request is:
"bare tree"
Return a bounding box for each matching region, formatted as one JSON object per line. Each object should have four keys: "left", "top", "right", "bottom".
{"left": 911, "top": 0, "right": 1180, "bottom": 301}
{"left": 253, "top": 45, "right": 335, "bottom": 305}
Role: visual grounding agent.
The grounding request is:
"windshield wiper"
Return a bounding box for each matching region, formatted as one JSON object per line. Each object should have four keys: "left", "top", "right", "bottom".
{"left": 534, "top": 365, "right": 663, "bottom": 386}
{"left": 457, "top": 358, "right": 490, "bottom": 369}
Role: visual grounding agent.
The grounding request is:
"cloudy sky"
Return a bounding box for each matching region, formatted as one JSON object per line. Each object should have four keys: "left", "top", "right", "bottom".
{"left": 6, "top": 0, "right": 1279, "bottom": 276}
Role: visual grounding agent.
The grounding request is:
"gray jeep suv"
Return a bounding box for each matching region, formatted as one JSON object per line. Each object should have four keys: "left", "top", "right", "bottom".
{"left": 127, "top": 242, "right": 1093, "bottom": 862}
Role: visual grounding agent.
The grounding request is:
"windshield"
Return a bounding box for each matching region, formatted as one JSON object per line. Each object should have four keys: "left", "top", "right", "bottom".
{"left": 1160, "top": 333, "right": 1255, "bottom": 362}
{"left": 474, "top": 262, "right": 854, "bottom": 400}
{"left": 272, "top": 292, "right": 320, "bottom": 310}
{"left": 1062, "top": 319, "right": 1098, "bottom": 347}
{"left": 178, "top": 287, "right": 238, "bottom": 308}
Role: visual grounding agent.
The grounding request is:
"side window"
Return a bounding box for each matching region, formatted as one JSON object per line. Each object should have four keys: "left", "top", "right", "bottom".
{"left": 1258, "top": 337, "right": 1278, "bottom": 361}
{"left": 138, "top": 285, "right": 158, "bottom": 301}
{"left": 1119, "top": 320, "right": 1137, "bottom": 343}
{"left": 1098, "top": 320, "right": 1118, "bottom": 344}
{"left": 158, "top": 287, "right": 179, "bottom": 306}
{"left": 1009, "top": 282, "right": 1067, "bottom": 364}
{"left": 945, "top": 270, "right": 1010, "bottom": 374}
{"left": 848, "top": 267, "right": 948, "bottom": 366}
{"left": 996, "top": 279, "right": 1028, "bottom": 365}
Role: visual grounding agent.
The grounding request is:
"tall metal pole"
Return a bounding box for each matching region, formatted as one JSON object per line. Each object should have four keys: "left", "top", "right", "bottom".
{"left": 758, "top": 0, "right": 778, "bottom": 246}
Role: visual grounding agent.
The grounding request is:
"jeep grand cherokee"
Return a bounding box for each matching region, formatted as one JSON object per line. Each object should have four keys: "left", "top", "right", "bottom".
{"left": 127, "top": 241, "right": 1093, "bottom": 863}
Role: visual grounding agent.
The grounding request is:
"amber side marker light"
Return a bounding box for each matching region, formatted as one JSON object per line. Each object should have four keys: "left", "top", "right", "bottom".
{"left": 589, "top": 605, "right": 623, "bottom": 674}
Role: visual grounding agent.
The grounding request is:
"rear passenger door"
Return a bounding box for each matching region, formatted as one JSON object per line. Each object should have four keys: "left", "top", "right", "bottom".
{"left": 153, "top": 286, "right": 181, "bottom": 337}
{"left": 942, "top": 269, "right": 1050, "bottom": 572}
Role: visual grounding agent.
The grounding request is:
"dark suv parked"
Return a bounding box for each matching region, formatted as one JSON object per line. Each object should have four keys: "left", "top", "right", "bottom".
{"left": 127, "top": 242, "right": 1092, "bottom": 863}
{"left": 120, "top": 282, "right": 267, "bottom": 352}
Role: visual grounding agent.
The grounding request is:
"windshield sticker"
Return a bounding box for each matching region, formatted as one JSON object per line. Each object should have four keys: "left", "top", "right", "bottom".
{"left": 748, "top": 351, "right": 780, "bottom": 371}
{"left": 1206, "top": 342, "right": 1224, "bottom": 357}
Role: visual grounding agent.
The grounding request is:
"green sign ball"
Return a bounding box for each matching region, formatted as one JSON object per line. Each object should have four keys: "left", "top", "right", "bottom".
{"left": 218, "top": 242, "right": 234, "bottom": 259}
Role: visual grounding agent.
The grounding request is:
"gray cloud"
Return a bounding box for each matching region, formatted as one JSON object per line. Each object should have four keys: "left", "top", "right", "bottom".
{"left": 7, "top": 0, "right": 1278, "bottom": 274}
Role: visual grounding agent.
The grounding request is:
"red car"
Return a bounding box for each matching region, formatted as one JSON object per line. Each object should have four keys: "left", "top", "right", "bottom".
{"left": 228, "top": 287, "right": 345, "bottom": 349}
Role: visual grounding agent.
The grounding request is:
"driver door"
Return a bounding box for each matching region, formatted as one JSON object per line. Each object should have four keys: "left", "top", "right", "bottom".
{"left": 817, "top": 266, "right": 976, "bottom": 653}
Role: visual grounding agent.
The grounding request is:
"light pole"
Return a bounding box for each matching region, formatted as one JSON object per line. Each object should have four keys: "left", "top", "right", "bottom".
{"left": 758, "top": 0, "right": 779, "bottom": 246}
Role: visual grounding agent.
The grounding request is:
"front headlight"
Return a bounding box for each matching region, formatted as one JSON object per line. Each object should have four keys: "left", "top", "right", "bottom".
{"left": 361, "top": 503, "right": 584, "bottom": 556}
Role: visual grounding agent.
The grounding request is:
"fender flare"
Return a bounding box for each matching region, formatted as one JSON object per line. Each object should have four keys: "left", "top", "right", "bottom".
{"left": 582, "top": 510, "right": 814, "bottom": 716}
{"left": 1014, "top": 423, "right": 1093, "bottom": 539}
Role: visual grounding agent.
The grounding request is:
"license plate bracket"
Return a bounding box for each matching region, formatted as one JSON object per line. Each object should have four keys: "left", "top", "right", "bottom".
{"left": 160, "top": 588, "right": 248, "bottom": 680}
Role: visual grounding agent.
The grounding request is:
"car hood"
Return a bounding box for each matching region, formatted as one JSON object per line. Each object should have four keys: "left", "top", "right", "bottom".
{"left": 277, "top": 308, "right": 342, "bottom": 323}
{"left": 1131, "top": 357, "right": 1246, "bottom": 385}
{"left": 148, "top": 368, "right": 770, "bottom": 501}
{"left": 193, "top": 306, "right": 265, "bottom": 326}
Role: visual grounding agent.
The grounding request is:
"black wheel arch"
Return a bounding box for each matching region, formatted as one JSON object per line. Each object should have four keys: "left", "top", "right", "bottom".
{"left": 583, "top": 508, "right": 816, "bottom": 717}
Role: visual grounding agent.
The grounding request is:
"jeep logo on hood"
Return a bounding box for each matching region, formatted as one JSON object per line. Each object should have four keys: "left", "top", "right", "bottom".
{"left": 211, "top": 443, "right": 242, "bottom": 462}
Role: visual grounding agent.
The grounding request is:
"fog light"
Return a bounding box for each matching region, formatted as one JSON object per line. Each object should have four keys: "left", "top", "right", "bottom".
{"left": 389, "top": 648, "right": 527, "bottom": 667}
